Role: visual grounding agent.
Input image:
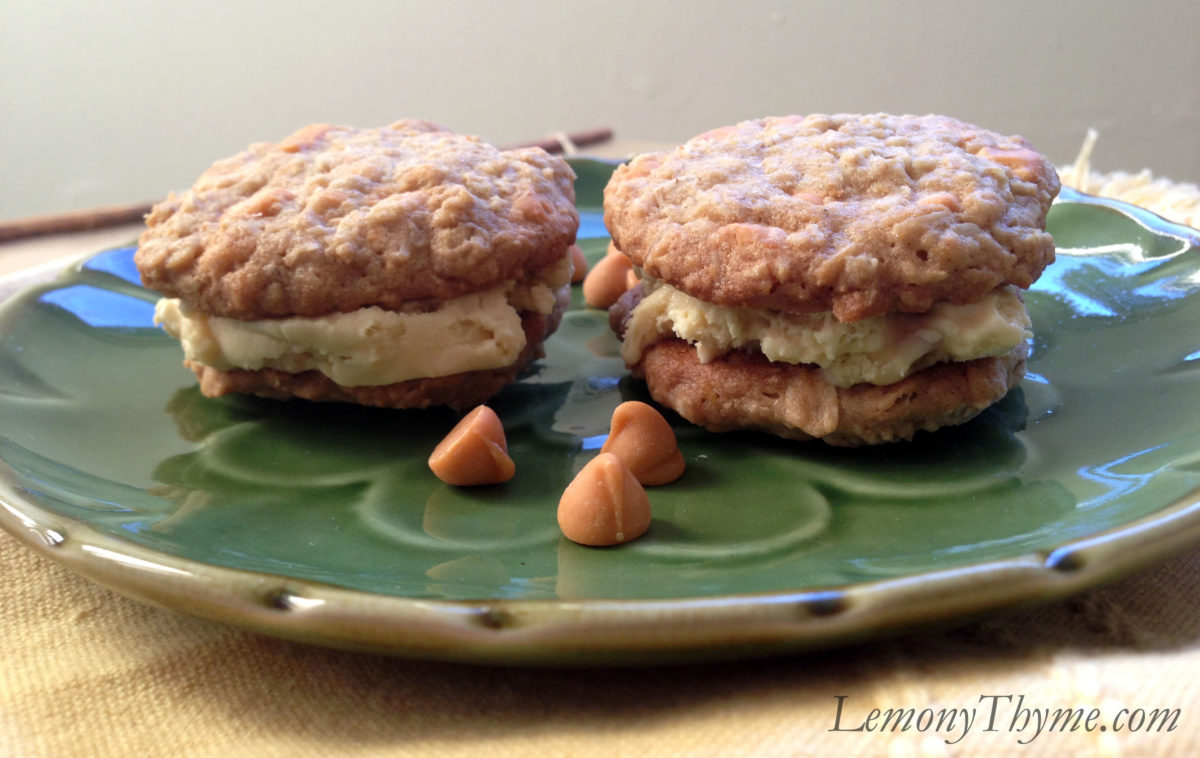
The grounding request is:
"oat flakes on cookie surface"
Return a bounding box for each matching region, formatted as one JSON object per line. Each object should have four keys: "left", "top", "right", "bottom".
{"left": 137, "top": 119, "right": 578, "bottom": 320}
{"left": 604, "top": 113, "right": 1059, "bottom": 321}
{"left": 137, "top": 120, "right": 578, "bottom": 410}
{"left": 606, "top": 114, "right": 1059, "bottom": 445}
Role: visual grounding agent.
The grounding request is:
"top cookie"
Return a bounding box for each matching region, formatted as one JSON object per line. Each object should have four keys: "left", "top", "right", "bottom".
{"left": 603, "top": 114, "right": 1060, "bottom": 322}
{"left": 136, "top": 120, "right": 578, "bottom": 320}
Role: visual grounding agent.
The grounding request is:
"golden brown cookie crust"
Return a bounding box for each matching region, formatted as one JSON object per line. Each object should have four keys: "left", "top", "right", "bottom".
{"left": 185, "top": 304, "right": 564, "bottom": 411}
{"left": 630, "top": 338, "right": 1028, "bottom": 446}
{"left": 136, "top": 120, "right": 579, "bottom": 320}
{"left": 604, "top": 114, "right": 1059, "bottom": 322}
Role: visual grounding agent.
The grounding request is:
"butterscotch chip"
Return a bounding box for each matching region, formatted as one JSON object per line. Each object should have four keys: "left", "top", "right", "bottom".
{"left": 568, "top": 244, "right": 588, "bottom": 283}
{"left": 600, "top": 401, "right": 685, "bottom": 485}
{"left": 582, "top": 250, "right": 635, "bottom": 309}
{"left": 624, "top": 267, "right": 640, "bottom": 291}
{"left": 558, "top": 453, "right": 652, "bottom": 546}
{"left": 428, "top": 406, "right": 515, "bottom": 486}
{"left": 604, "top": 113, "right": 1059, "bottom": 322}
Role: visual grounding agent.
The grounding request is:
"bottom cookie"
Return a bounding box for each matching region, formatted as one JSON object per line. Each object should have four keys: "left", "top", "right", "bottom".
{"left": 631, "top": 338, "right": 1028, "bottom": 446}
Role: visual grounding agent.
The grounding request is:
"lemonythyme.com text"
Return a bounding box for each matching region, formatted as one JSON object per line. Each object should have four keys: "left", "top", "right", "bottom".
{"left": 829, "top": 694, "right": 1181, "bottom": 745}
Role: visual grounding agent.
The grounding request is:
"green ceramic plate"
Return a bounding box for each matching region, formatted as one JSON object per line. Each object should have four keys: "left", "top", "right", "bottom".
{"left": 3, "top": 159, "right": 1200, "bottom": 665}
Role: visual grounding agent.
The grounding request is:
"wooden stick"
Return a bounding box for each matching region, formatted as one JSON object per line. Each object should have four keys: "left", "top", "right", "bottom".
{"left": 0, "top": 203, "right": 153, "bottom": 243}
{"left": 503, "top": 127, "right": 614, "bottom": 154}
{"left": 0, "top": 127, "right": 615, "bottom": 243}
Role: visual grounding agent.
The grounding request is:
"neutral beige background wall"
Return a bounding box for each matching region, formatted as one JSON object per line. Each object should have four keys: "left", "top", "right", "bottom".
{"left": 2, "top": 0, "right": 1198, "bottom": 220}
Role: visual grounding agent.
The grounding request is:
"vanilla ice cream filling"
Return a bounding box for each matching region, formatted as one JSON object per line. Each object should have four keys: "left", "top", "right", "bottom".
{"left": 622, "top": 279, "right": 1032, "bottom": 387}
{"left": 156, "top": 254, "right": 571, "bottom": 387}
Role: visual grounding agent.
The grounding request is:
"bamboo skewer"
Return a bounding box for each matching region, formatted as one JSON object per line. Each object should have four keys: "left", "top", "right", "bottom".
{"left": 0, "top": 127, "right": 614, "bottom": 243}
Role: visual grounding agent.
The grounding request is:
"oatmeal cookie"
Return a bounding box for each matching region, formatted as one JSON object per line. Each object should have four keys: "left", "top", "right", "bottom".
{"left": 137, "top": 119, "right": 578, "bottom": 320}
{"left": 631, "top": 339, "right": 1027, "bottom": 446}
{"left": 605, "top": 114, "right": 1057, "bottom": 444}
{"left": 137, "top": 120, "right": 578, "bottom": 409}
{"left": 604, "top": 113, "right": 1058, "bottom": 322}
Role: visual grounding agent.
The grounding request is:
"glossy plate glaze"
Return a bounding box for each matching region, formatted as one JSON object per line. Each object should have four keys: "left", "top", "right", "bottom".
{"left": 2, "top": 160, "right": 1200, "bottom": 665}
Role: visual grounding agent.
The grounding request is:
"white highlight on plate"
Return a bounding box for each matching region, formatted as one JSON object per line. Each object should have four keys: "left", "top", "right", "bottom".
{"left": 82, "top": 544, "right": 193, "bottom": 577}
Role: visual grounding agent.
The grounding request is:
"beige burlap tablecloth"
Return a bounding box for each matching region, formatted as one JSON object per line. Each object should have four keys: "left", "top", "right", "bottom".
{"left": 2, "top": 152, "right": 1199, "bottom": 757}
